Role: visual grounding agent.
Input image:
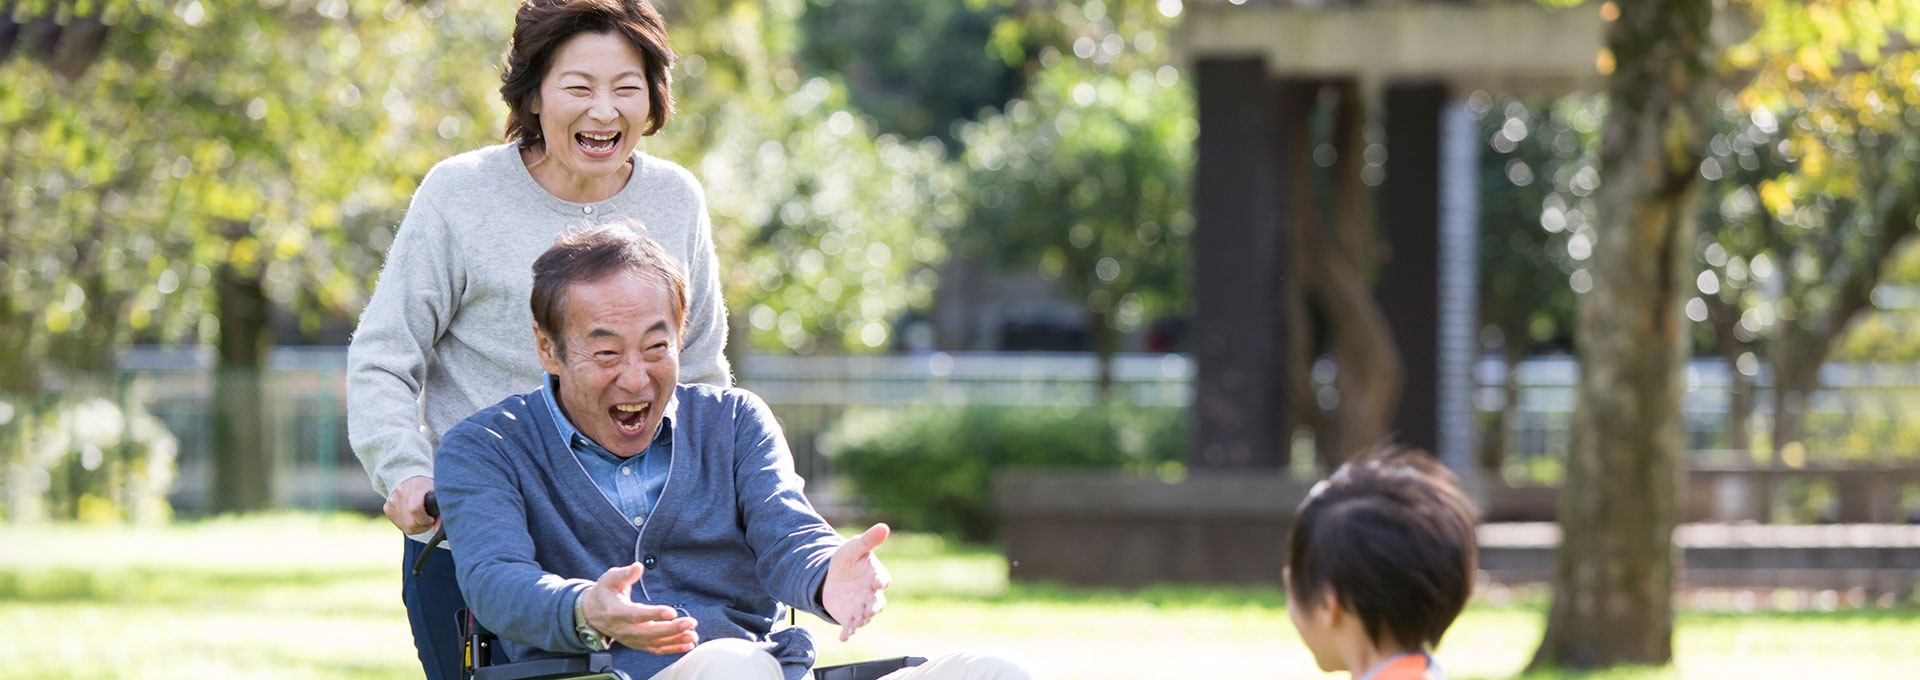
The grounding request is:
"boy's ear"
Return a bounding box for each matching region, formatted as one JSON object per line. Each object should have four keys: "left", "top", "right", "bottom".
{"left": 1315, "top": 587, "right": 1342, "bottom": 628}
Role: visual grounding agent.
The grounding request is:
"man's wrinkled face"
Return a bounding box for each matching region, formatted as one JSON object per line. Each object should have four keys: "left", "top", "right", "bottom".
{"left": 536, "top": 271, "right": 679, "bottom": 457}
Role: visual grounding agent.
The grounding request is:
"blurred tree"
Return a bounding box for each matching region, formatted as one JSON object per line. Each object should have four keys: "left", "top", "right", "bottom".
{"left": 2, "top": 0, "right": 506, "bottom": 512}
{"left": 1471, "top": 94, "right": 1590, "bottom": 474}
{"left": 1532, "top": 0, "right": 1715, "bottom": 668}
{"left": 1694, "top": 35, "right": 1920, "bottom": 494}
{"left": 954, "top": 0, "right": 1192, "bottom": 396}
{"left": 1269, "top": 81, "right": 1402, "bottom": 465}
{"left": 647, "top": 0, "right": 962, "bottom": 355}
{"left": 1828, "top": 241, "right": 1920, "bottom": 364}
{"left": 1535, "top": 0, "right": 1920, "bottom": 669}
{"left": 796, "top": 0, "right": 1027, "bottom": 144}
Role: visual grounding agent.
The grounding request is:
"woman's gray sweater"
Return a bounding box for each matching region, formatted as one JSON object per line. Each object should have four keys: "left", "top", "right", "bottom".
{"left": 347, "top": 143, "right": 732, "bottom": 508}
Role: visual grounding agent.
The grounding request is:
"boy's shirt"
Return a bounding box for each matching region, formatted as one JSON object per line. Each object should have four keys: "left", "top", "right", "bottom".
{"left": 1355, "top": 652, "right": 1444, "bottom": 680}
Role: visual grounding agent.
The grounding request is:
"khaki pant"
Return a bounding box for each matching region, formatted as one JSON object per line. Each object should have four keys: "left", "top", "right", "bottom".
{"left": 647, "top": 639, "right": 1032, "bottom": 680}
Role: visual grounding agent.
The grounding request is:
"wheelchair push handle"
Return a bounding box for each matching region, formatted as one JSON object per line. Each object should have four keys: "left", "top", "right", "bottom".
{"left": 410, "top": 491, "right": 449, "bottom": 579}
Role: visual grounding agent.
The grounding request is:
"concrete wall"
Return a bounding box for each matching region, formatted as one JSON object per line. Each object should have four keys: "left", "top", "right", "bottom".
{"left": 996, "top": 470, "right": 1311, "bottom": 587}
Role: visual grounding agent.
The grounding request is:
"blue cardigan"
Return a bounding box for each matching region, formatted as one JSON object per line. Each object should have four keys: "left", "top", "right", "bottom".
{"left": 436, "top": 383, "right": 844, "bottom": 680}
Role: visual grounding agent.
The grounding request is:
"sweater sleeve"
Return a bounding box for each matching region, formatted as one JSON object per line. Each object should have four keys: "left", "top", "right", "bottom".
{"left": 346, "top": 189, "right": 463, "bottom": 500}
{"left": 730, "top": 391, "right": 842, "bottom": 621}
{"left": 438, "top": 422, "right": 597, "bottom": 654}
{"left": 676, "top": 184, "right": 734, "bottom": 389}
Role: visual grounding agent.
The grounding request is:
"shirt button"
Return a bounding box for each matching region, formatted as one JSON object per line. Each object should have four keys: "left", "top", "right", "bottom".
{"left": 633, "top": 516, "right": 644, "bottom": 527}
{"left": 620, "top": 467, "right": 631, "bottom": 476}
{"left": 583, "top": 205, "right": 594, "bottom": 215}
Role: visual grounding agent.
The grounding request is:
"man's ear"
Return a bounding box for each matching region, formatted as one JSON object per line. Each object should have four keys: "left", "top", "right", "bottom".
{"left": 534, "top": 323, "right": 564, "bottom": 376}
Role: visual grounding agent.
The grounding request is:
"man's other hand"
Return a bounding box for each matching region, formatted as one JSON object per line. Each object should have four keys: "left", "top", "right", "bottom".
{"left": 585, "top": 563, "right": 699, "bottom": 655}
{"left": 822, "top": 523, "right": 892, "bottom": 642}
{"left": 385, "top": 476, "right": 438, "bottom": 534}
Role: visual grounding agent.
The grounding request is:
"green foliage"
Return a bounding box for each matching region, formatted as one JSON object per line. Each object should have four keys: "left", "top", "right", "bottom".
{"left": 822, "top": 404, "right": 1185, "bottom": 541}
{"left": 633, "top": 1, "right": 964, "bottom": 353}
{"left": 797, "top": 0, "right": 1025, "bottom": 143}
{"left": 0, "top": 0, "right": 505, "bottom": 383}
{"left": 957, "top": 61, "right": 1194, "bottom": 353}
{"left": 0, "top": 390, "right": 176, "bottom": 524}
{"left": 2, "top": 0, "right": 970, "bottom": 365}
{"left": 1473, "top": 93, "right": 1602, "bottom": 353}
{"left": 1695, "top": 41, "right": 1920, "bottom": 362}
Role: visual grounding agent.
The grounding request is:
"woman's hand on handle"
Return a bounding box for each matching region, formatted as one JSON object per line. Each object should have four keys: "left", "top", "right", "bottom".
{"left": 385, "top": 476, "right": 439, "bottom": 534}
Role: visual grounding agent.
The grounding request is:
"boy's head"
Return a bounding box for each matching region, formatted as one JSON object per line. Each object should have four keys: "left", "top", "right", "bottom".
{"left": 1284, "top": 445, "right": 1478, "bottom": 672}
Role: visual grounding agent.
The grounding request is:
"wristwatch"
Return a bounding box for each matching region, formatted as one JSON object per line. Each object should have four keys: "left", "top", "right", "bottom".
{"left": 574, "top": 595, "right": 612, "bottom": 651}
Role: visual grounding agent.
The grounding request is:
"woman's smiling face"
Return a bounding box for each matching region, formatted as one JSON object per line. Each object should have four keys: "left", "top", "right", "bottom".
{"left": 530, "top": 31, "right": 652, "bottom": 186}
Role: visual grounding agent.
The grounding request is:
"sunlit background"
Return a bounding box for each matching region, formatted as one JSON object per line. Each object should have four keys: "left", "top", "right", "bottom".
{"left": 5, "top": 0, "right": 1920, "bottom": 678}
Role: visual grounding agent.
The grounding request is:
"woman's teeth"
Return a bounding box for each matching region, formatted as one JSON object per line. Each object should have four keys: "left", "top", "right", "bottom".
{"left": 577, "top": 132, "right": 620, "bottom": 153}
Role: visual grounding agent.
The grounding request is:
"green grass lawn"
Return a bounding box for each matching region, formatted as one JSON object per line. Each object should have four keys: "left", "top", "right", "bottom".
{"left": 4, "top": 515, "right": 1916, "bottom": 679}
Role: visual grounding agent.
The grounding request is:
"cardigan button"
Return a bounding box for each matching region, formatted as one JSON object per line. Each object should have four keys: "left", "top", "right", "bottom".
{"left": 642, "top": 555, "right": 657, "bottom": 569}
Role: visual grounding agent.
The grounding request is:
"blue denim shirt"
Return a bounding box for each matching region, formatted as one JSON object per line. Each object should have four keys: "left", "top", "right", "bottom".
{"left": 541, "top": 374, "right": 672, "bottom": 529}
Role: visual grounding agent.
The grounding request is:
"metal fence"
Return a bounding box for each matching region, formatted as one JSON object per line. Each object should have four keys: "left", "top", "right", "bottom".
{"left": 1482, "top": 356, "right": 1920, "bottom": 475}
{"left": 16, "top": 346, "right": 1920, "bottom": 515}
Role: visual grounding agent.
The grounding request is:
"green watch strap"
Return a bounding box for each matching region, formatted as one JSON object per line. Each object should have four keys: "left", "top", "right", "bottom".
{"left": 574, "top": 593, "right": 611, "bottom": 651}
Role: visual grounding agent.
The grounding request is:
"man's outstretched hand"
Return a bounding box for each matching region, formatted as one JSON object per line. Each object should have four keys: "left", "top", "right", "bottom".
{"left": 583, "top": 564, "right": 699, "bottom": 655}
{"left": 822, "top": 523, "right": 892, "bottom": 642}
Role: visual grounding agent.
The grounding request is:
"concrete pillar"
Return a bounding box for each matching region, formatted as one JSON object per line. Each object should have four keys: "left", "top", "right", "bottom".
{"left": 1382, "top": 82, "right": 1446, "bottom": 456}
{"left": 1438, "top": 96, "right": 1483, "bottom": 484}
{"left": 1191, "top": 58, "right": 1287, "bottom": 470}
{"left": 1381, "top": 82, "right": 1480, "bottom": 484}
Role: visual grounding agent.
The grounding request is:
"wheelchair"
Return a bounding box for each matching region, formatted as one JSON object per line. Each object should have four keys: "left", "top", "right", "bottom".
{"left": 416, "top": 493, "right": 925, "bottom": 680}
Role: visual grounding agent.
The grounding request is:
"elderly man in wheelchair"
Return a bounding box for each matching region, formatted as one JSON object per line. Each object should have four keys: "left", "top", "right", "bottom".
{"left": 431, "top": 226, "right": 1031, "bottom": 680}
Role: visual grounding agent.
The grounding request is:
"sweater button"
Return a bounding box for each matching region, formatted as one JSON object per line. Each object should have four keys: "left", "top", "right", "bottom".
{"left": 642, "top": 555, "right": 657, "bottom": 568}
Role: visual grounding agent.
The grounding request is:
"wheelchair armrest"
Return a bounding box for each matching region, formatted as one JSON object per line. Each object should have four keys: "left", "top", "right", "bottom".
{"left": 813, "top": 656, "right": 927, "bottom": 680}
{"left": 473, "top": 652, "right": 628, "bottom": 680}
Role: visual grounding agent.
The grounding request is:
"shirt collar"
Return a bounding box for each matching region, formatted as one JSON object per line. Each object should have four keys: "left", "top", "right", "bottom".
{"left": 542, "top": 373, "right": 675, "bottom": 456}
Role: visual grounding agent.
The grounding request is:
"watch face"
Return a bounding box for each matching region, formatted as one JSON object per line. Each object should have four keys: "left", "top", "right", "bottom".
{"left": 579, "top": 626, "right": 608, "bottom": 651}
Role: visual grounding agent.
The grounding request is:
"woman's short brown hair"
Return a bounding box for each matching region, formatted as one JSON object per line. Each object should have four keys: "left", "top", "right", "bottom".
{"left": 500, "top": 0, "right": 675, "bottom": 147}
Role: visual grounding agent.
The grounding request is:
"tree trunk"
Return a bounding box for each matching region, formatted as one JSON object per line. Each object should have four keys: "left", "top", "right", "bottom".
{"left": 1702, "top": 292, "right": 1753, "bottom": 453}
{"left": 1090, "top": 306, "right": 1117, "bottom": 402}
{"left": 1323, "top": 81, "right": 1401, "bottom": 462}
{"left": 1482, "top": 331, "right": 1528, "bottom": 473}
{"left": 1759, "top": 342, "right": 1816, "bottom": 521}
{"left": 1757, "top": 193, "right": 1918, "bottom": 519}
{"left": 1277, "top": 81, "right": 1337, "bottom": 462}
{"left": 1274, "top": 80, "right": 1403, "bottom": 467}
{"left": 1726, "top": 352, "right": 1755, "bottom": 451}
{"left": 211, "top": 245, "right": 275, "bottom": 514}
{"left": 1531, "top": 0, "right": 1712, "bottom": 669}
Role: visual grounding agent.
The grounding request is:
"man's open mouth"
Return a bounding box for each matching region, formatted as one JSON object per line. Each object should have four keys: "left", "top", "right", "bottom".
{"left": 611, "top": 403, "right": 649, "bottom": 434}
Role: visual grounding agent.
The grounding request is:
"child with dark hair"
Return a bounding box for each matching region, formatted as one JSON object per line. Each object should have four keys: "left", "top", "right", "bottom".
{"left": 1284, "top": 446, "right": 1479, "bottom": 680}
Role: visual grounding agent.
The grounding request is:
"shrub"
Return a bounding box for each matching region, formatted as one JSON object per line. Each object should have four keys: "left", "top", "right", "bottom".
{"left": 0, "top": 393, "right": 178, "bottom": 524}
{"left": 822, "top": 404, "right": 1185, "bottom": 542}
